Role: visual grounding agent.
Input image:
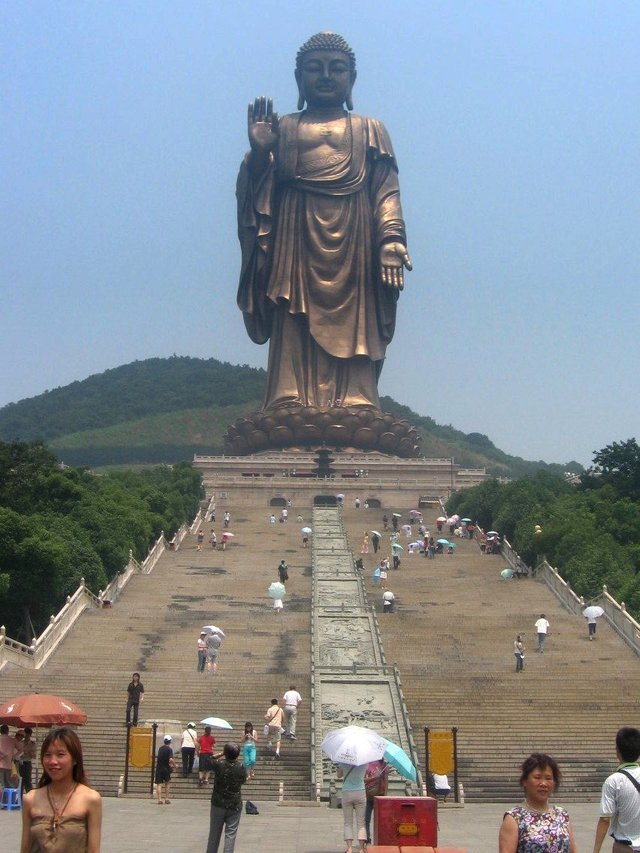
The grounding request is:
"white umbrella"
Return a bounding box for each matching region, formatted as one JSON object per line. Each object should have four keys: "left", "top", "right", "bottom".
{"left": 583, "top": 605, "right": 605, "bottom": 619}
{"left": 321, "top": 725, "right": 387, "bottom": 766}
{"left": 268, "top": 581, "right": 286, "bottom": 599}
{"left": 370, "top": 530, "right": 382, "bottom": 537}
{"left": 202, "top": 625, "right": 225, "bottom": 637}
{"left": 200, "top": 716, "right": 232, "bottom": 729}
{"left": 301, "top": 526, "right": 312, "bottom": 534}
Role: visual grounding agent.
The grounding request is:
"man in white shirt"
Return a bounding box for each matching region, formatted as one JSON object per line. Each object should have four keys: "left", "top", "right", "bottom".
{"left": 282, "top": 685, "right": 302, "bottom": 740}
{"left": 382, "top": 590, "right": 395, "bottom": 613}
{"left": 593, "top": 726, "right": 640, "bottom": 853}
{"left": 534, "top": 613, "right": 550, "bottom": 652}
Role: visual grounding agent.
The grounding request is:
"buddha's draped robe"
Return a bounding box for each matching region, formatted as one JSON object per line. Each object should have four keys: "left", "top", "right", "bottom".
{"left": 237, "top": 112, "right": 407, "bottom": 409}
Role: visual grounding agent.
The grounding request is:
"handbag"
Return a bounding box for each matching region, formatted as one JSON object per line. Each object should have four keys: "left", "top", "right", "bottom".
{"left": 263, "top": 724, "right": 270, "bottom": 737}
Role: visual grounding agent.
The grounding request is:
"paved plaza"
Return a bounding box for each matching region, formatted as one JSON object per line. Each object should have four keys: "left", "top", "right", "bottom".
{"left": 2, "top": 797, "right": 599, "bottom": 852}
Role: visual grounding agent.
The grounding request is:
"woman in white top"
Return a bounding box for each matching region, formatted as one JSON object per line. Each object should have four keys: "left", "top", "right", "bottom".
{"left": 180, "top": 723, "right": 198, "bottom": 777}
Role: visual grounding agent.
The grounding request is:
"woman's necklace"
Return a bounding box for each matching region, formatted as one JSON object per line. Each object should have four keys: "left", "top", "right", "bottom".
{"left": 46, "top": 783, "right": 77, "bottom": 832}
{"left": 525, "top": 799, "right": 550, "bottom": 814}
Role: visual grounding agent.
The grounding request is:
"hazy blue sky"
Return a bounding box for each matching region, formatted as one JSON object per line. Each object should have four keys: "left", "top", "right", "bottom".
{"left": 2, "top": 1, "right": 639, "bottom": 466}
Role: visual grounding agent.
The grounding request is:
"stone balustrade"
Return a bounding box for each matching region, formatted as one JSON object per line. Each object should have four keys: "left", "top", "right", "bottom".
{"left": 310, "top": 506, "right": 422, "bottom": 800}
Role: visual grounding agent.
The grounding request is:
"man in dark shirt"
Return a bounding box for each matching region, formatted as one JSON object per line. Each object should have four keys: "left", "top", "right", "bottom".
{"left": 205, "top": 742, "right": 247, "bottom": 853}
{"left": 125, "top": 672, "right": 145, "bottom": 726}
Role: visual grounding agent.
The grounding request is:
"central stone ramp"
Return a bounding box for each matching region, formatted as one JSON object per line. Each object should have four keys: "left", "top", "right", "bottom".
{"left": 311, "top": 507, "right": 420, "bottom": 797}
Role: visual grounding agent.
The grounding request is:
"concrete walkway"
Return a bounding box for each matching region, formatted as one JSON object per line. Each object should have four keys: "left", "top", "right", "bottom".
{"left": 2, "top": 797, "right": 600, "bottom": 852}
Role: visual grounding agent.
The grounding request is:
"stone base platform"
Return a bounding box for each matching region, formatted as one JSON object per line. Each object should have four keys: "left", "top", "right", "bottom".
{"left": 193, "top": 451, "right": 486, "bottom": 508}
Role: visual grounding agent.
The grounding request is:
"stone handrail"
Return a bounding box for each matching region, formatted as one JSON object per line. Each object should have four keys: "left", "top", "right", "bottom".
{"left": 392, "top": 662, "right": 424, "bottom": 792}
{"left": 140, "top": 535, "right": 166, "bottom": 575}
{"left": 587, "top": 584, "right": 640, "bottom": 654}
{"left": 1, "top": 511, "right": 200, "bottom": 671}
{"left": 99, "top": 554, "right": 140, "bottom": 606}
{"left": 34, "top": 580, "right": 102, "bottom": 668}
{"left": 201, "top": 475, "right": 463, "bottom": 490}
{"left": 502, "top": 538, "right": 640, "bottom": 656}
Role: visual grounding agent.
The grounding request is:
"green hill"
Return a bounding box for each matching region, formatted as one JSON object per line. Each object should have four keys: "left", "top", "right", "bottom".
{"left": 0, "top": 356, "right": 581, "bottom": 475}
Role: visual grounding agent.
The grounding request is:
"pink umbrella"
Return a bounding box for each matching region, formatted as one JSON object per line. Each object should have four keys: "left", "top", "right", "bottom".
{"left": 0, "top": 693, "right": 87, "bottom": 727}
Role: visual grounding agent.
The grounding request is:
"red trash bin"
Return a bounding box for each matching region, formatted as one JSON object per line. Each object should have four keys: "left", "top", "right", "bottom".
{"left": 374, "top": 796, "right": 438, "bottom": 846}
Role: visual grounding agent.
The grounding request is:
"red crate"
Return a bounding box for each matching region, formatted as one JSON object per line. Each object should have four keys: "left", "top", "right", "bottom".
{"left": 374, "top": 796, "right": 438, "bottom": 846}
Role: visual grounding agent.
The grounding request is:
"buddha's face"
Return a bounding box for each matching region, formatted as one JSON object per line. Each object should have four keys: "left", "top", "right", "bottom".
{"left": 296, "top": 49, "right": 356, "bottom": 109}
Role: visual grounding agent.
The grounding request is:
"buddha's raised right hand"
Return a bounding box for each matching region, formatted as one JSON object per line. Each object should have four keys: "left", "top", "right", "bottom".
{"left": 248, "top": 97, "right": 279, "bottom": 154}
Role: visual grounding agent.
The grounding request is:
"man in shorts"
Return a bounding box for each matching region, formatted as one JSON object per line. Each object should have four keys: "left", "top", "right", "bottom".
{"left": 264, "top": 699, "right": 284, "bottom": 759}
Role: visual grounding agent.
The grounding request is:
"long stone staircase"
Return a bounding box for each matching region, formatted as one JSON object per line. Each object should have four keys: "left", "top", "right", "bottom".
{"left": 1, "top": 496, "right": 638, "bottom": 803}
{"left": 0, "top": 503, "right": 316, "bottom": 800}
{"left": 340, "top": 504, "right": 640, "bottom": 802}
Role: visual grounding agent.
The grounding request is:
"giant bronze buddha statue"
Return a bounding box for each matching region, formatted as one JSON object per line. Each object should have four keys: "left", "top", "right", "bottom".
{"left": 229, "top": 32, "right": 419, "bottom": 456}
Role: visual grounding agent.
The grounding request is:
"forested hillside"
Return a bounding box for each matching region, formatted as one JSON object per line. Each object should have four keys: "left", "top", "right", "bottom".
{"left": 0, "top": 356, "right": 582, "bottom": 475}
{"left": 0, "top": 356, "right": 265, "bottom": 442}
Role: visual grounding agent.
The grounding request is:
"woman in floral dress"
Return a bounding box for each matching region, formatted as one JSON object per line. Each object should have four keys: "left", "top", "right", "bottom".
{"left": 499, "top": 753, "right": 577, "bottom": 852}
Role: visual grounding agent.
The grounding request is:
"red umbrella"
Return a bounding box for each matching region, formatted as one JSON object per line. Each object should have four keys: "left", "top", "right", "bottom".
{"left": 0, "top": 693, "right": 87, "bottom": 727}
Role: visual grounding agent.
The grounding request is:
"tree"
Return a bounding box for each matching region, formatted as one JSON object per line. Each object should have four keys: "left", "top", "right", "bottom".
{"left": 584, "top": 438, "right": 640, "bottom": 500}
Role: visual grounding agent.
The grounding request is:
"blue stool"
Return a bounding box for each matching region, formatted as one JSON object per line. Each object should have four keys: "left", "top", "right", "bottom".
{"left": 1, "top": 786, "right": 22, "bottom": 810}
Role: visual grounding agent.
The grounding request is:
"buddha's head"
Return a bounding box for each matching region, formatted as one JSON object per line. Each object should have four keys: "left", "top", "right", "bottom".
{"left": 295, "top": 32, "right": 357, "bottom": 111}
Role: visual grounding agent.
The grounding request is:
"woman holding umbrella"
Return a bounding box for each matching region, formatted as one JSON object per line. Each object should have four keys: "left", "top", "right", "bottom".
{"left": 20, "top": 727, "right": 102, "bottom": 852}
{"left": 322, "top": 726, "right": 387, "bottom": 853}
{"left": 336, "top": 761, "right": 368, "bottom": 853}
{"left": 583, "top": 605, "right": 604, "bottom": 640}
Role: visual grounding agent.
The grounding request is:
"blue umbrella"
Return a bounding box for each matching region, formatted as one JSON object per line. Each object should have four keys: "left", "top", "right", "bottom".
{"left": 200, "top": 716, "right": 232, "bottom": 729}
{"left": 437, "top": 538, "right": 450, "bottom": 545}
{"left": 500, "top": 568, "right": 514, "bottom": 579}
{"left": 383, "top": 740, "right": 417, "bottom": 783}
